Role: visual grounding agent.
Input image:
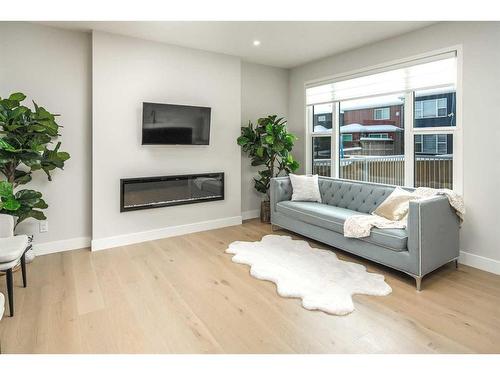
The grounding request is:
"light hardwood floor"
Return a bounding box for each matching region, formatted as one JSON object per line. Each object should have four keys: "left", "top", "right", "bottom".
{"left": 1, "top": 219, "right": 499, "bottom": 353}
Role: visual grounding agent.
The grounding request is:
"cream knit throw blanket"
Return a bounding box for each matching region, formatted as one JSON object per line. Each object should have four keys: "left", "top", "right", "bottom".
{"left": 344, "top": 187, "right": 465, "bottom": 238}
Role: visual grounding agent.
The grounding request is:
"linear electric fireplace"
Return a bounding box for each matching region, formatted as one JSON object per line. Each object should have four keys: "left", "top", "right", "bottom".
{"left": 120, "top": 172, "right": 224, "bottom": 212}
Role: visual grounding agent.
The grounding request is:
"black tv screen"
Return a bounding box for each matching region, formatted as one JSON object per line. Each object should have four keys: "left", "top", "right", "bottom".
{"left": 142, "top": 102, "right": 211, "bottom": 145}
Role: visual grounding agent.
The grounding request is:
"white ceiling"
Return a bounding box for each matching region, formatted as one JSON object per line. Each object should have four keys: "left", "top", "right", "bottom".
{"left": 41, "top": 21, "right": 435, "bottom": 68}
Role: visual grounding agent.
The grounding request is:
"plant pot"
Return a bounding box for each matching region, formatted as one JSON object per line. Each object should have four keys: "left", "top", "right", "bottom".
{"left": 260, "top": 201, "right": 271, "bottom": 223}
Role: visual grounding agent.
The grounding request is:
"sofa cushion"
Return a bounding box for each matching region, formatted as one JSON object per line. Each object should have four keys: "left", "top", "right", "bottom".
{"left": 318, "top": 178, "right": 395, "bottom": 213}
{"left": 276, "top": 201, "right": 407, "bottom": 251}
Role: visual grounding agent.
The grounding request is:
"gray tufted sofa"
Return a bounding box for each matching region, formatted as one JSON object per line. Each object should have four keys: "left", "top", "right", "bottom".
{"left": 270, "top": 176, "right": 460, "bottom": 290}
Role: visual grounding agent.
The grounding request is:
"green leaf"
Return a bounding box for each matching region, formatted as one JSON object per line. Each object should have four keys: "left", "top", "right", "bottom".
{"left": 0, "top": 99, "right": 19, "bottom": 109}
{"left": 15, "top": 209, "right": 47, "bottom": 225}
{"left": 8, "top": 92, "right": 26, "bottom": 102}
{"left": 57, "top": 151, "right": 70, "bottom": 161}
{"left": 0, "top": 138, "right": 16, "bottom": 152}
{"left": 264, "top": 135, "right": 274, "bottom": 145}
{"left": 14, "top": 170, "right": 32, "bottom": 185}
{"left": 289, "top": 160, "right": 300, "bottom": 171}
{"left": 2, "top": 197, "right": 21, "bottom": 211}
{"left": 0, "top": 181, "right": 13, "bottom": 197}
{"left": 29, "top": 209, "right": 46, "bottom": 220}
{"left": 29, "top": 124, "right": 48, "bottom": 132}
{"left": 258, "top": 169, "right": 271, "bottom": 177}
{"left": 237, "top": 136, "right": 248, "bottom": 146}
{"left": 272, "top": 143, "right": 284, "bottom": 152}
{"left": 33, "top": 198, "right": 48, "bottom": 209}
{"left": 15, "top": 189, "right": 42, "bottom": 201}
{"left": 10, "top": 106, "right": 28, "bottom": 119}
{"left": 251, "top": 158, "right": 265, "bottom": 167}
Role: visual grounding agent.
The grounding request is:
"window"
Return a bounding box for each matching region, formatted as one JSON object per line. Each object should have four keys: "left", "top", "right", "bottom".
{"left": 415, "top": 135, "right": 423, "bottom": 153}
{"left": 414, "top": 134, "right": 453, "bottom": 189}
{"left": 367, "top": 133, "right": 389, "bottom": 139}
{"left": 312, "top": 136, "right": 331, "bottom": 176}
{"left": 339, "top": 94, "right": 405, "bottom": 185}
{"left": 306, "top": 51, "right": 459, "bottom": 190}
{"left": 437, "top": 134, "right": 448, "bottom": 154}
{"left": 374, "top": 107, "right": 390, "bottom": 120}
{"left": 415, "top": 88, "right": 455, "bottom": 129}
{"left": 437, "top": 98, "right": 447, "bottom": 117}
{"left": 312, "top": 103, "right": 333, "bottom": 133}
{"left": 342, "top": 134, "right": 353, "bottom": 142}
{"left": 415, "top": 98, "right": 448, "bottom": 119}
{"left": 414, "top": 134, "right": 449, "bottom": 155}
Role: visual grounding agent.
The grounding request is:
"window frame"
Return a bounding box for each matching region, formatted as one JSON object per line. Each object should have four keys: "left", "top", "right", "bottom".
{"left": 304, "top": 46, "right": 463, "bottom": 193}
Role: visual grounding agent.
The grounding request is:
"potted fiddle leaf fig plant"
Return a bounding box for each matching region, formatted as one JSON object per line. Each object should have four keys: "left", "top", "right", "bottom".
{"left": 0, "top": 92, "right": 70, "bottom": 229}
{"left": 237, "top": 115, "right": 299, "bottom": 223}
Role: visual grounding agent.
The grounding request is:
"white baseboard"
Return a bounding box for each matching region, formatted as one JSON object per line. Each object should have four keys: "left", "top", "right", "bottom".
{"left": 91, "top": 215, "right": 242, "bottom": 251}
{"left": 459, "top": 250, "right": 500, "bottom": 275}
{"left": 242, "top": 209, "right": 260, "bottom": 220}
{"left": 32, "top": 236, "right": 91, "bottom": 256}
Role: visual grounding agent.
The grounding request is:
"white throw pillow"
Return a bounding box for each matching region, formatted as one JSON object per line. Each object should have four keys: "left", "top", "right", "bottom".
{"left": 289, "top": 174, "right": 322, "bottom": 203}
{"left": 373, "top": 187, "right": 415, "bottom": 221}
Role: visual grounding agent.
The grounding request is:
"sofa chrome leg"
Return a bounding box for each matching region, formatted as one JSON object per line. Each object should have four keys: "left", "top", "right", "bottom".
{"left": 415, "top": 276, "right": 422, "bottom": 292}
{"left": 454, "top": 259, "right": 459, "bottom": 269}
{"left": 271, "top": 224, "right": 280, "bottom": 232}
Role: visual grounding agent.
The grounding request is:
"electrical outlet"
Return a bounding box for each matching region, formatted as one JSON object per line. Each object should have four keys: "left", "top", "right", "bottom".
{"left": 39, "top": 220, "right": 48, "bottom": 233}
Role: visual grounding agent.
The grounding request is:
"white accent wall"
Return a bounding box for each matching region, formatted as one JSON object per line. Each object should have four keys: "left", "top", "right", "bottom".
{"left": 288, "top": 22, "right": 500, "bottom": 269}
{"left": 91, "top": 31, "right": 242, "bottom": 250}
{"left": 0, "top": 22, "right": 92, "bottom": 252}
{"left": 240, "top": 62, "right": 289, "bottom": 219}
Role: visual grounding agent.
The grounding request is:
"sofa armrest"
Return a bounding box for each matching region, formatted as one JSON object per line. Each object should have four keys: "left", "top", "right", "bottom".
{"left": 270, "top": 177, "right": 292, "bottom": 216}
{"left": 407, "top": 195, "right": 460, "bottom": 276}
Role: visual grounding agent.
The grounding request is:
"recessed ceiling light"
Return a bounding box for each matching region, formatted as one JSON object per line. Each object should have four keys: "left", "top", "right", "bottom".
{"left": 253, "top": 40, "right": 261, "bottom": 46}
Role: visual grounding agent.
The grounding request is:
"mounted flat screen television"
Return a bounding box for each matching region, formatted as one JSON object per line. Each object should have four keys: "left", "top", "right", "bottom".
{"left": 142, "top": 102, "right": 211, "bottom": 145}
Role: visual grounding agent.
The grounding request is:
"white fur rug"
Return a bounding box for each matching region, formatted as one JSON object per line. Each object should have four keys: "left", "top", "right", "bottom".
{"left": 226, "top": 235, "right": 391, "bottom": 315}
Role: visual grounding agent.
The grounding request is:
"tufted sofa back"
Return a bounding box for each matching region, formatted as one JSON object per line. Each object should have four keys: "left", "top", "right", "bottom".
{"left": 318, "top": 177, "right": 397, "bottom": 214}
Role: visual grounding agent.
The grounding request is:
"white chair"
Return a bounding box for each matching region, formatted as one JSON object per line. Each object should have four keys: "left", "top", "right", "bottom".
{"left": 0, "top": 215, "right": 28, "bottom": 317}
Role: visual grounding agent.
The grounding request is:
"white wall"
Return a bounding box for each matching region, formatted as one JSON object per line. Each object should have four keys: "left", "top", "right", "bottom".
{"left": 288, "top": 22, "right": 500, "bottom": 269}
{"left": 92, "top": 31, "right": 242, "bottom": 250}
{"left": 0, "top": 22, "right": 92, "bottom": 253}
{"left": 240, "top": 62, "right": 289, "bottom": 218}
